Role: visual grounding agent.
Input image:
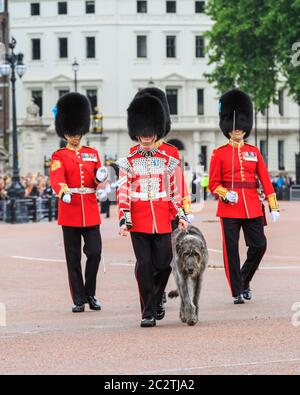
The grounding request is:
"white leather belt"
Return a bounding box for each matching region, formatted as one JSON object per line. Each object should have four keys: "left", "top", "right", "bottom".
{"left": 131, "top": 191, "right": 167, "bottom": 201}
{"left": 69, "top": 188, "right": 96, "bottom": 194}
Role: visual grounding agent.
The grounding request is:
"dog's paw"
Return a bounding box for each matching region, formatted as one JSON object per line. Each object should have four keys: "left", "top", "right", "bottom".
{"left": 180, "top": 313, "right": 187, "bottom": 323}
{"left": 187, "top": 316, "right": 198, "bottom": 326}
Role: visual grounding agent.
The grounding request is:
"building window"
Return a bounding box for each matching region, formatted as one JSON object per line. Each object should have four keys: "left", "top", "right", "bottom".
{"left": 278, "top": 140, "right": 285, "bottom": 171}
{"left": 197, "top": 89, "right": 204, "bottom": 115}
{"left": 30, "top": 3, "right": 40, "bottom": 16}
{"left": 31, "top": 39, "right": 41, "bottom": 60}
{"left": 137, "top": 1, "right": 147, "bottom": 13}
{"left": 166, "top": 89, "right": 178, "bottom": 115}
{"left": 86, "top": 89, "right": 98, "bottom": 113}
{"left": 195, "top": 36, "right": 205, "bottom": 58}
{"left": 200, "top": 145, "right": 207, "bottom": 171}
{"left": 137, "top": 36, "right": 147, "bottom": 58}
{"left": 0, "top": 93, "right": 3, "bottom": 111}
{"left": 86, "top": 0, "right": 95, "bottom": 14}
{"left": 59, "top": 38, "right": 68, "bottom": 58}
{"left": 58, "top": 2, "right": 68, "bottom": 15}
{"left": 32, "top": 90, "right": 43, "bottom": 116}
{"left": 279, "top": 89, "right": 284, "bottom": 116}
{"left": 166, "top": 1, "right": 176, "bottom": 13}
{"left": 59, "top": 89, "right": 70, "bottom": 98}
{"left": 86, "top": 37, "right": 96, "bottom": 59}
{"left": 166, "top": 36, "right": 176, "bottom": 58}
{"left": 195, "top": 1, "right": 205, "bottom": 13}
{"left": 260, "top": 140, "right": 267, "bottom": 163}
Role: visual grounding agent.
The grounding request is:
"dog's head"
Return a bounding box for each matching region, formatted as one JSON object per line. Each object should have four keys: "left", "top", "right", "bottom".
{"left": 176, "top": 235, "right": 207, "bottom": 279}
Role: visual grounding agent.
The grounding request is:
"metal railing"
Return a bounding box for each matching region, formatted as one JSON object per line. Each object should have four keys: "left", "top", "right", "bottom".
{"left": 290, "top": 185, "right": 300, "bottom": 201}
{"left": 0, "top": 197, "right": 58, "bottom": 223}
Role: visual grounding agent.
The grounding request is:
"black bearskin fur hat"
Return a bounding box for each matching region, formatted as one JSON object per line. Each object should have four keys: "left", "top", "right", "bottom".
{"left": 55, "top": 92, "right": 91, "bottom": 138}
{"left": 219, "top": 89, "right": 253, "bottom": 139}
{"left": 134, "top": 87, "right": 171, "bottom": 136}
{"left": 127, "top": 93, "right": 166, "bottom": 141}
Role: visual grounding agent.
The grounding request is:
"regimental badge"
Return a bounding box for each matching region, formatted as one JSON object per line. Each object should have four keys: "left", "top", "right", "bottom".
{"left": 82, "top": 153, "right": 97, "bottom": 162}
{"left": 242, "top": 152, "right": 258, "bottom": 162}
{"left": 51, "top": 160, "right": 61, "bottom": 171}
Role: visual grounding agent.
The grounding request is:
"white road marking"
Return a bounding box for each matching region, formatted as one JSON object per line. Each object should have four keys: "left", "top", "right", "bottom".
{"left": 136, "top": 358, "right": 300, "bottom": 375}
{"left": 11, "top": 256, "right": 65, "bottom": 263}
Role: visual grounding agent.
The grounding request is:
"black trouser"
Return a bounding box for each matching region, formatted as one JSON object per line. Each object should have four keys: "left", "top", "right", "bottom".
{"left": 131, "top": 232, "right": 173, "bottom": 319}
{"left": 62, "top": 225, "right": 102, "bottom": 305}
{"left": 101, "top": 199, "right": 111, "bottom": 218}
{"left": 220, "top": 217, "right": 267, "bottom": 297}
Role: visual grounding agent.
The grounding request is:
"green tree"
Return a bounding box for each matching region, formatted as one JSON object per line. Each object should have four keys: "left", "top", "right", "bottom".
{"left": 205, "top": 0, "right": 279, "bottom": 158}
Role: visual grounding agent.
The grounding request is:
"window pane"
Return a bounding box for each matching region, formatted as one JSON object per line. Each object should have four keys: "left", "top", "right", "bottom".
{"left": 31, "top": 3, "right": 40, "bottom": 16}
{"left": 58, "top": 2, "right": 68, "bottom": 15}
{"left": 137, "top": 36, "right": 147, "bottom": 58}
{"left": 87, "top": 89, "right": 98, "bottom": 113}
{"left": 86, "top": 37, "right": 96, "bottom": 58}
{"left": 86, "top": 1, "right": 95, "bottom": 14}
{"left": 137, "top": 1, "right": 147, "bottom": 13}
{"left": 195, "top": 1, "right": 205, "bottom": 13}
{"left": 166, "top": 89, "right": 178, "bottom": 115}
{"left": 59, "top": 38, "right": 68, "bottom": 58}
{"left": 278, "top": 140, "right": 285, "bottom": 170}
{"left": 32, "top": 39, "right": 41, "bottom": 60}
{"left": 196, "top": 36, "right": 205, "bottom": 58}
{"left": 260, "top": 140, "right": 267, "bottom": 162}
{"left": 166, "top": 36, "right": 176, "bottom": 58}
{"left": 166, "top": 1, "right": 176, "bottom": 13}
{"left": 200, "top": 145, "right": 207, "bottom": 171}
{"left": 32, "top": 90, "right": 43, "bottom": 116}
{"left": 279, "top": 89, "right": 284, "bottom": 116}
{"left": 197, "top": 89, "right": 204, "bottom": 115}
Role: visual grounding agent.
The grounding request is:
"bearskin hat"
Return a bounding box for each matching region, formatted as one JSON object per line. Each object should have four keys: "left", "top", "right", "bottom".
{"left": 134, "top": 87, "right": 171, "bottom": 136}
{"left": 55, "top": 92, "right": 91, "bottom": 138}
{"left": 219, "top": 89, "right": 253, "bottom": 139}
{"left": 127, "top": 93, "right": 166, "bottom": 141}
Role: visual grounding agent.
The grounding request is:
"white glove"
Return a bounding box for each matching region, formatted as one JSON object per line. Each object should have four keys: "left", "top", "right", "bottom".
{"left": 226, "top": 191, "right": 238, "bottom": 204}
{"left": 96, "top": 167, "right": 108, "bottom": 183}
{"left": 62, "top": 194, "right": 72, "bottom": 204}
{"left": 186, "top": 214, "right": 194, "bottom": 224}
{"left": 271, "top": 211, "right": 280, "bottom": 223}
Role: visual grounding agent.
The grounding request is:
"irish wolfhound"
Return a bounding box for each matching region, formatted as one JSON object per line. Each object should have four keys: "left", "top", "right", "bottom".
{"left": 168, "top": 225, "right": 208, "bottom": 326}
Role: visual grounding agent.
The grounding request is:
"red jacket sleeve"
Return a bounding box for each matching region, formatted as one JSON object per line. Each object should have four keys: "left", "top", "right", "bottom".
{"left": 256, "top": 149, "right": 279, "bottom": 211}
{"left": 50, "top": 152, "right": 69, "bottom": 199}
{"left": 168, "top": 157, "right": 186, "bottom": 220}
{"left": 209, "top": 149, "right": 228, "bottom": 200}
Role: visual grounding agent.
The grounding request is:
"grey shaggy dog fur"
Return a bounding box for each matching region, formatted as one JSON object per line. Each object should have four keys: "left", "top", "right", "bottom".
{"left": 168, "top": 225, "right": 208, "bottom": 326}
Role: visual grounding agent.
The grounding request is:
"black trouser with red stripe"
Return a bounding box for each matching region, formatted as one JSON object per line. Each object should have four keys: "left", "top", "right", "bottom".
{"left": 220, "top": 217, "right": 267, "bottom": 297}
{"left": 62, "top": 225, "right": 102, "bottom": 306}
{"left": 130, "top": 232, "right": 173, "bottom": 319}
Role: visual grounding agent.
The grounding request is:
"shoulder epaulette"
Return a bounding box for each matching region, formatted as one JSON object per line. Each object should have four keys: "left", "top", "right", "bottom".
{"left": 215, "top": 143, "right": 228, "bottom": 150}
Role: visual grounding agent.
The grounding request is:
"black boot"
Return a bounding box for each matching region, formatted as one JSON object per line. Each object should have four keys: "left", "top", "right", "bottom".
{"left": 243, "top": 288, "right": 252, "bottom": 301}
{"left": 87, "top": 296, "right": 102, "bottom": 311}
{"left": 141, "top": 317, "right": 156, "bottom": 328}
{"left": 156, "top": 300, "right": 165, "bottom": 321}
{"left": 72, "top": 304, "right": 85, "bottom": 313}
{"left": 233, "top": 295, "right": 245, "bottom": 305}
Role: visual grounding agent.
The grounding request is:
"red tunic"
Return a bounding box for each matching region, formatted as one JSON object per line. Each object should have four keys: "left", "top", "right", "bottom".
{"left": 209, "top": 142, "right": 275, "bottom": 219}
{"left": 50, "top": 146, "right": 102, "bottom": 227}
{"left": 130, "top": 140, "right": 191, "bottom": 216}
{"left": 117, "top": 146, "right": 185, "bottom": 234}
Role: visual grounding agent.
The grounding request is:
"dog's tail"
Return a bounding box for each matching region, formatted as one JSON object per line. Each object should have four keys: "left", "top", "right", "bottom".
{"left": 168, "top": 290, "right": 179, "bottom": 299}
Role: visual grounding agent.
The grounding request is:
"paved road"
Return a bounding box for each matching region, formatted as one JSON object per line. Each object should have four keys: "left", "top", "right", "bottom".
{"left": 0, "top": 201, "right": 300, "bottom": 375}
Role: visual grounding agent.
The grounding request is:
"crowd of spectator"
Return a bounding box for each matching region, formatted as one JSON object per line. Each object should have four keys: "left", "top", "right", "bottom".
{"left": 0, "top": 173, "right": 53, "bottom": 200}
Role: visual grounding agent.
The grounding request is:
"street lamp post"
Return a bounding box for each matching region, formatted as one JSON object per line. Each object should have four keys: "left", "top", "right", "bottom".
{"left": 72, "top": 58, "right": 79, "bottom": 92}
{"left": 0, "top": 37, "right": 28, "bottom": 223}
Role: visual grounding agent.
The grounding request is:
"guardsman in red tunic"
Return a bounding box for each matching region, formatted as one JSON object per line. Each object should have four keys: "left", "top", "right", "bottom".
{"left": 50, "top": 93, "right": 108, "bottom": 313}
{"left": 129, "top": 88, "right": 193, "bottom": 306}
{"left": 118, "top": 93, "right": 188, "bottom": 328}
{"left": 209, "top": 89, "right": 280, "bottom": 304}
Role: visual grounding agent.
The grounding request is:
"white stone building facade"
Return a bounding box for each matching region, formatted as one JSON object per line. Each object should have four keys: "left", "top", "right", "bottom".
{"left": 8, "top": 0, "right": 300, "bottom": 178}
